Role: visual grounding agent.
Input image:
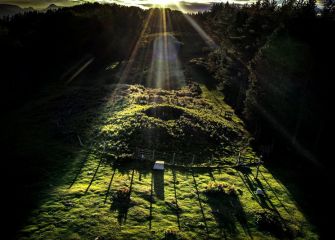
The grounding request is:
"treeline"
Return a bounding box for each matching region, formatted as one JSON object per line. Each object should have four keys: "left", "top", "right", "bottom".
{"left": 200, "top": 0, "right": 334, "bottom": 168}
{"left": 199, "top": 3, "right": 334, "bottom": 236}
{"left": 0, "top": 3, "right": 146, "bottom": 110}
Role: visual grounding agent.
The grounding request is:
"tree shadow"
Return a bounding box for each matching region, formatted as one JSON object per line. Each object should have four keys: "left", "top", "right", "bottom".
{"left": 257, "top": 171, "right": 291, "bottom": 215}
{"left": 85, "top": 157, "right": 104, "bottom": 194}
{"left": 104, "top": 167, "right": 116, "bottom": 204}
{"left": 235, "top": 166, "right": 296, "bottom": 238}
{"left": 253, "top": 177, "right": 284, "bottom": 221}
{"left": 191, "top": 170, "right": 210, "bottom": 238}
{"left": 172, "top": 169, "right": 181, "bottom": 230}
{"left": 235, "top": 166, "right": 270, "bottom": 209}
{"left": 68, "top": 150, "right": 90, "bottom": 189}
{"left": 149, "top": 172, "right": 154, "bottom": 229}
{"left": 205, "top": 190, "right": 251, "bottom": 238}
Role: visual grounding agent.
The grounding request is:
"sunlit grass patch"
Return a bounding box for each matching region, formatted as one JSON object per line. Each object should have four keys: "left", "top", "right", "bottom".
{"left": 19, "top": 163, "right": 317, "bottom": 239}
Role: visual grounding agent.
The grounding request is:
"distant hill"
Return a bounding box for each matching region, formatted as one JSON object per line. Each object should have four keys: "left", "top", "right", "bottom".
{"left": 46, "top": 4, "right": 61, "bottom": 11}
{"left": 0, "top": 3, "right": 62, "bottom": 18}
{"left": 0, "top": 4, "right": 34, "bottom": 18}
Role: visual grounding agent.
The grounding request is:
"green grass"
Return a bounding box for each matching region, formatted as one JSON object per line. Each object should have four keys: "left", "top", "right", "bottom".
{"left": 18, "top": 157, "right": 317, "bottom": 239}
{"left": 17, "top": 84, "right": 317, "bottom": 239}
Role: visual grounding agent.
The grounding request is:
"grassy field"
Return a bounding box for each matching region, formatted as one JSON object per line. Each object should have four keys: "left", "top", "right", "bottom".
{"left": 17, "top": 83, "right": 317, "bottom": 240}
{"left": 18, "top": 155, "right": 316, "bottom": 239}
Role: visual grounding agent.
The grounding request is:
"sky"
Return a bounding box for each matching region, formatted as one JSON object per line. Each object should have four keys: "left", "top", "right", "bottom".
{"left": 0, "top": 0, "right": 253, "bottom": 12}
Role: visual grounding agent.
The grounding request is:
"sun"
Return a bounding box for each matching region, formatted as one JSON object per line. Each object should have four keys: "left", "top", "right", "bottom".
{"left": 151, "top": 0, "right": 178, "bottom": 7}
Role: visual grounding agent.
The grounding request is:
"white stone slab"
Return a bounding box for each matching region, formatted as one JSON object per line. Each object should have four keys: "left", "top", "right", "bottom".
{"left": 153, "top": 161, "right": 164, "bottom": 170}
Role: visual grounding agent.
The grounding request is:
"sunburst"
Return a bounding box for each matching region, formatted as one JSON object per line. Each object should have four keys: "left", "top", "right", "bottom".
{"left": 151, "top": 0, "right": 178, "bottom": 7}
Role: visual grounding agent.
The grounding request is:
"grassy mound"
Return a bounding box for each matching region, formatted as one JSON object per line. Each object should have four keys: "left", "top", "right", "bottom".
{"left": 99, "top": 85, "right": 251, "bottom": 164}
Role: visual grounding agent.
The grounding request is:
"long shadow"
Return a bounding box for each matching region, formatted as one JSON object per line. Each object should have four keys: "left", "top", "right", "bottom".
{"left": 85, "top": 157, "right": 104, "bottom": 194}
{"left": 104, "top": 167, "right": 116, "bottom": 204}
{"left": 124, "top": 169, "right": 135, "bottom": 224}
{"left": 149, "top": 171, "right": 153, "bottom": 230}
{"left": 172, "top": 169, "right": 181, "bottom": 230}
{"left": 254, "top": 174, "right": 295, "bottom": 239}
{"left": 108, "top": 159, "right": 155, "bottom": 227}
{"left": 206, "top": 189, "right": 251, "bottom": 239}
{"left": 253, "top": 177, "right": 284, "bottom": 220}
{"left": 191, "top": 170, "right": 210, "bottom": 238}
{"left": 244, "top": 172, "right": 271, "bottom": 209}
{"left": 153, "top": 170, "right": 165, "bottom": 200}
{"left": 235, "top": 167, "right": 270, "bottom": 209}
{"left": 236, "top": 167, "right": 290, "bottom": 237}
{"left": 68, "top": 150, "right": 90, "bottom": 189}
{"left": 257, "top": 171, "right": 291, "bottom": 215}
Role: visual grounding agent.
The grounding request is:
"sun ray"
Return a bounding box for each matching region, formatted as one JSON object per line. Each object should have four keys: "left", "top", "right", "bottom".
{"left": 146, "top": 8, "right": 185, "bottom": 89}
{"left": 174, "top": 2, "right": 217, "bottom": 49}
{"left": 119, "top": 8, "right": 155, "bottom": 83}
{"left": 162, "top": 8, "right": 171, "bottom": 88}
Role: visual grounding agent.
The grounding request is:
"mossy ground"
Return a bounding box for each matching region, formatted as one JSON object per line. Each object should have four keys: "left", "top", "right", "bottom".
{"left": 18, "top": 157, "right": 316, "bottom": 239}
{"left": 17, "top": 83, "right": 317, "bottom": 239}
{"left": 95, "top": 84, "right": 251, "bottom": 164}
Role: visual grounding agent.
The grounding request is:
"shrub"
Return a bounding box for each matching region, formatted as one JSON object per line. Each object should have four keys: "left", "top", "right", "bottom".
{"left": 203, "top": 182, "right": 237, "bottom": 196}
{"left": 164, "top": 229, "right": 186, "bottom": 240}
{"left": 112, "top": 187, "right": 130, "bottom": 206}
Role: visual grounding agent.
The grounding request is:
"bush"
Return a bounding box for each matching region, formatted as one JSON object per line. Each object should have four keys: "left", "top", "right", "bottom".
{"left": 203, "top": 182, "right": 237, "bottom": 196}
{"left": 112, "top": 187, "right": 130, "bottom": 207}
{"left": 164, "top": 229, "right": 186, "bottom": 240}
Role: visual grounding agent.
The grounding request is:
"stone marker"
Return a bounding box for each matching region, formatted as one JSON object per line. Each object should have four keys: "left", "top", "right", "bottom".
{"left": 153, "top": 161, "right": 164, "bottom": 170}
